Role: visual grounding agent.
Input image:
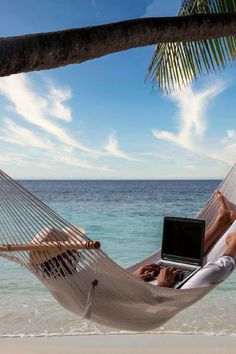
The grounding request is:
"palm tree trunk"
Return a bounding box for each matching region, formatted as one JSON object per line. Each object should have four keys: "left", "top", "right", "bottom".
{"left": 0, "top": 13, "right": 236, "bottom": 77}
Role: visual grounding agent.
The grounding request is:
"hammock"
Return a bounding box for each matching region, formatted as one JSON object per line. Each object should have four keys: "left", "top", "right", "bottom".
{"left": 0, "top": 165, "right": 235, "bottom": 331}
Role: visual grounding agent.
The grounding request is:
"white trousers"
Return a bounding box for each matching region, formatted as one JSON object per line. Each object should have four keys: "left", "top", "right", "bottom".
{"left": 181, "top": 255, "right": 235, "bottom": 289}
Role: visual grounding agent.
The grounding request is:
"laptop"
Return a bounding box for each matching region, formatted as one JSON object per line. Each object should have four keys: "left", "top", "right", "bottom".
{"left": 154, "top": 217, "right": 205, "bottom": 289}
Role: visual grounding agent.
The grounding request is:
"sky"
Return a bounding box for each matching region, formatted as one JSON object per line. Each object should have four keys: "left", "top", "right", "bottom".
{"left": 0, "top": 0, "right": 235, "bottom": 179}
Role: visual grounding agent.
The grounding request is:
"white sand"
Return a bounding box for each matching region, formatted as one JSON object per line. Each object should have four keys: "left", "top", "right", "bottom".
{"left": 1, "top": 334, "right": 236, "bottom": 354}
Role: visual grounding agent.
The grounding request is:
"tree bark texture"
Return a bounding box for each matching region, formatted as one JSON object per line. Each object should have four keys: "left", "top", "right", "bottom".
{"left": 0, "top": 13, "right": 236, "bottom": 77}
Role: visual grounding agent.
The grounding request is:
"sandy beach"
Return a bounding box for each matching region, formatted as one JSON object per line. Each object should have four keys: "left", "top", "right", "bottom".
{"left": 1, "top": 334, "right": 236, "bottom": 354}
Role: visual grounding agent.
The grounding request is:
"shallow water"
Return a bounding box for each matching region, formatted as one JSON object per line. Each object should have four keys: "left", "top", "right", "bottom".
{"left": 1, "top": 179, "right": 235, "bottom": 337}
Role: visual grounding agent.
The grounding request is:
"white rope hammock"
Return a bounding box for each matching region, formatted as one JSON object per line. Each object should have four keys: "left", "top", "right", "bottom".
{"left": 0, "top": 164, "right": 236, "bottom": 331}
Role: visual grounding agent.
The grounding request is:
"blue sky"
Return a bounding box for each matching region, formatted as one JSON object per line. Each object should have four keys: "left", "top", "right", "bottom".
{"left": 0, "top": 0, "right": 235, "bottom": 179}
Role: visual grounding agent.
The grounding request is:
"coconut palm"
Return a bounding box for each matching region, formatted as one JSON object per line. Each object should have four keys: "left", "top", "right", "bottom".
{"left": 0, "top": 0, "right": 235, "bottom": 84}
{"left": 148, "top": 0, "right": 236, "bottom": 93}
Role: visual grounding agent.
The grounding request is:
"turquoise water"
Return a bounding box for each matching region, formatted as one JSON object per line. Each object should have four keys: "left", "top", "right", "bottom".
{"left": 1, "top": 179, "right": 236, "bottom": 337}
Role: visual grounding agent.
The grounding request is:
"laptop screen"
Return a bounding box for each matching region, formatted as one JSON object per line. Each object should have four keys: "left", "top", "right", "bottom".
{"left": 161, "top": 217, "right": 205, "bottom": 266}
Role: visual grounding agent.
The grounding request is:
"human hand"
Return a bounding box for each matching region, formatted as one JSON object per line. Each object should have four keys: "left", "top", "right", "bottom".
{"left": 133, "top": 264, "right": 160, "bottom": 281}
{"left": 157, "top": 267, "right": 180, "bottom": 287}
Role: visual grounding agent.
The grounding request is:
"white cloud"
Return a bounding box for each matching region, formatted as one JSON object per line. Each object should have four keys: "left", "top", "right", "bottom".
{"left": 144, "top": 0, "right": 159, "bottom": 17}
{"left": 153, "top": 81, "right": 227, "bottom": 155}
{"left": 0, "top": 74, "right": 138, "bottom": 165}
{"left": 0, "top": 74, "right": 94, "bottom": 153}
{"left": 47, "top": 82, "right": 72, "bottom": 122}
{"left": 217, "top": 129, "right": 236, "bottom": 164}
{"left": 217, "top": 143, "right": 236, "bottom": 165}
{"left": 0, "top": 152, "right": 28, "bottom": 166}
{"left": 221, "top": 129, "right": 236, "bottom": 144}
{"left": 36, "top": 162, "right": 51, "bottom": 169}
{"left": 227, "top": 129, "right": 236, "bottom": 139}
{"left": 105, "top": 132, "right": 140, "bottom": 162}
{"left": 1, "top": 136, "right": 110, "bottom": 173}
{"left": 92, "top": 0, "right": 97, "bottom": 9}
{"left": 0, "top": 117, "right": 53, "bottom": 150}
{"left": 91, "top": 0, "right": 100, "bottom": 16}
{"left": 138, "top": 151, "right": 174, "bottom": 160}
{"left": 0, "top": 75, "right": 107, "bottom": 172}
{"left": 52, "top": 146, "right": 111, "bottom": 172}
{"left": 185, "top": 164, "right": 196, "bottom": 170}
{"left": 0, "top": 74, "right": 144, "bottom": 178}
{"left": 151, "top": 80, "right": 236, "bottom": 168}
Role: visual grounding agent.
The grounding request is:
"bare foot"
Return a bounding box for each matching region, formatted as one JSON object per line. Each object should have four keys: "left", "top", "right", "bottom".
{"left": 215, "top": 190, "right": 236, "bottom": 224}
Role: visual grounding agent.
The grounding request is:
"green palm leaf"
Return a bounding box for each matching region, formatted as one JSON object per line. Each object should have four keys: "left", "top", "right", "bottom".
{"left": 147, "top": 0, "right": 236, "bottom": 93}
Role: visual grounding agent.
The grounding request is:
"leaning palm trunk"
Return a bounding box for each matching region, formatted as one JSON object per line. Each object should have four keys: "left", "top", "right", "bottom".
{"left": 0, "top": 13, "right": 236, "bottom": 77}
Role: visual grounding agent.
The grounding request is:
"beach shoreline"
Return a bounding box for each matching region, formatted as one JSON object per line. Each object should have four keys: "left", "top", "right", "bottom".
{"left": 1, "top": 333, "right": 236, "bottom": 354}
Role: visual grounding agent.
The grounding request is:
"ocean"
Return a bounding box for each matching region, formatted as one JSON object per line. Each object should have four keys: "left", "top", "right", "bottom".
{"left": 0, "top": 179, "right": 236, "bottom": 337}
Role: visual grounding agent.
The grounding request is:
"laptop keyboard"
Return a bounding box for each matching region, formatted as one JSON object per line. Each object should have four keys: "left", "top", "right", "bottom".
{"left": 157, "top": 262, "right": 193, "bottom": 282}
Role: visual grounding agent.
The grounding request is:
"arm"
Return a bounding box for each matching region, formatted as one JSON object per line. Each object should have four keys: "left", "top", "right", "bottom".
{"left": 181, "top": 232, "right": 236, "bottom": 290}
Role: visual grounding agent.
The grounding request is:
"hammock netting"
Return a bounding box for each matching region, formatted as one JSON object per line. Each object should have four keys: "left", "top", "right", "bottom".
{"left": 0, "top": 165, "right": 236, "bottom": 331}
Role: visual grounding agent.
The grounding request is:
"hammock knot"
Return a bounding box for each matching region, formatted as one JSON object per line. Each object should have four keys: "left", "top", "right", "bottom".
{"left": 92, "top": 279, "right": 98, "bottom": 287}
{"left": 83, "top": 278, "right": 99, "bottom": 320}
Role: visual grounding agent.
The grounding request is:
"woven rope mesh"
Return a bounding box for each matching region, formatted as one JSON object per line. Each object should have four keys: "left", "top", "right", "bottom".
{"left": 0, "top": 169, "right": 99, "bottom": 279}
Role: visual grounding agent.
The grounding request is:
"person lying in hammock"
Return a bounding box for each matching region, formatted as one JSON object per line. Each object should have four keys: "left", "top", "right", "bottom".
{"left": 29, "top": 227, "right": 83, "bottom": 278}
{"left": 133, "top": 191, "right": 236, "bottom": 289}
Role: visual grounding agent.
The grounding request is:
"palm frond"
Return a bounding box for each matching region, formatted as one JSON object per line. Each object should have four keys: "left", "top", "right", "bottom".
{"left": 147, "top": 0, "right": 236, "bottom": 93}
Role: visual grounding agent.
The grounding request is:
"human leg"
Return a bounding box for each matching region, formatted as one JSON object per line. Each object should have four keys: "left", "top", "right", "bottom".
{"left": 203, "top": 191, "right": 236, "bottom": 254}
